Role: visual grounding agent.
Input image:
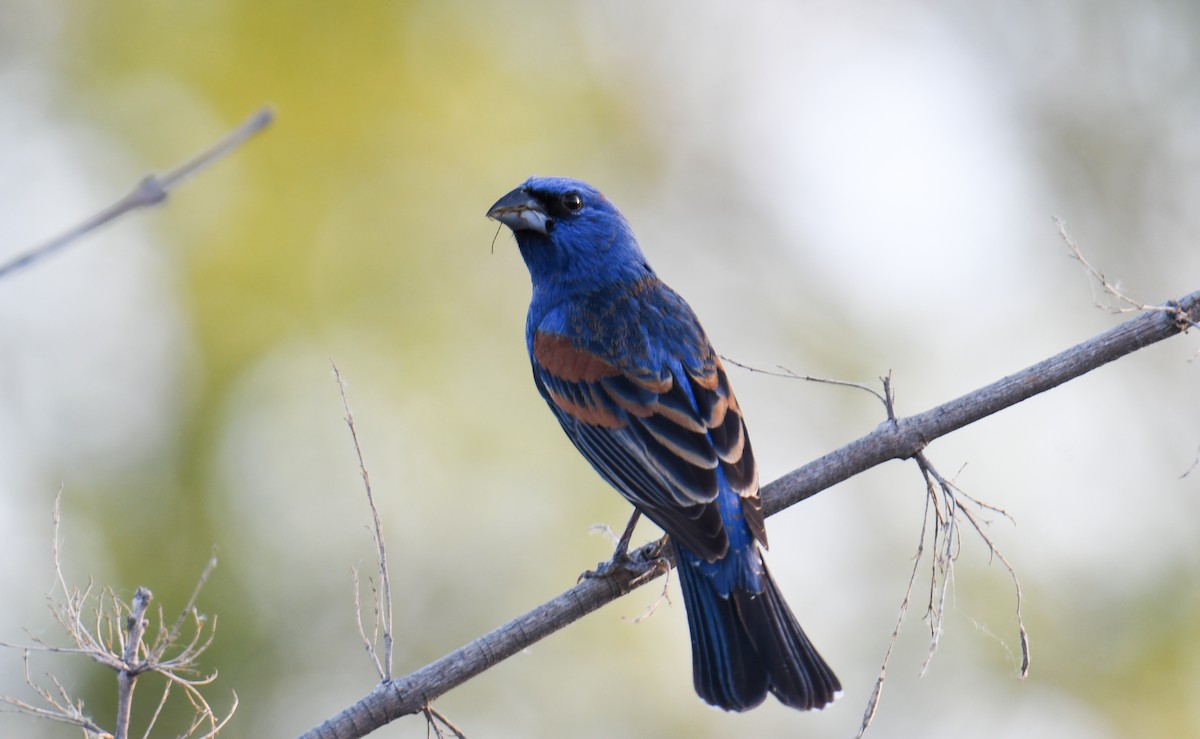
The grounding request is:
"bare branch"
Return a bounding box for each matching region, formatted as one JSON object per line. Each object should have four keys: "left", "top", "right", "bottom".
{"left": 853, "top": 375, "right": 1029, "bottom": 737}
{"left": 158, "top": 549, "right": 219, "bottom": 661}
{"left": 422, "top": 704, "right": 468, "bottom": 739}
{"left": 855, "top": 490, "right": 932, "bottom": 739}
{"left": 298, "top": 287, "right": 1198, "bottom": 739}
{"left": 115, "top": 587, "right": 153, "bottom": 739}
{"left": 0, "top": 106, "right": 273, "bottom": 281}
{"left": 908, "top": 452, "right": 1028, "bottom": 679}
{"left": 622, "top": 566, "right": 673, "bottom": 625}
{"left": 1056, "top": 218, "right": 1200, "bottom": 332}
{"left": 0, "top": 650, "right": 111, "bottom": 737}
{"left": 720, "top": 355, "right": 889, "bottom": 407}
{"left": 1180, "top": 445, "right": 1200, "bottom": 480}
{"left": 763, "top": 288, "right": 1200, "bottom": 517}
{"left": 2, "top": 494, "right": 235, "bottom": 737}
{"left": 332, "top": 362, "right": 395, "bottom": 681}
{"left": 191, "top": 689, "right": 239, "bottom": 739}
{"left": 141, "top": 679, "right": 174, "bottom": 739}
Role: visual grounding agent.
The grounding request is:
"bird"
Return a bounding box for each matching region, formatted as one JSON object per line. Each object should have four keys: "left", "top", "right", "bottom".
{"left": 487, "top": 176, "right": 840, "bottom": 712}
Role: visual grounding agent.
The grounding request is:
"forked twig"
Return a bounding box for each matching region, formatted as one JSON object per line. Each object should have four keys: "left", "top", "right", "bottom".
{"left": 423, "top": 704, "right": 468, "bottom": 739}
{"left": 1055, "top": 217, "right": 1199, "bottom": 332}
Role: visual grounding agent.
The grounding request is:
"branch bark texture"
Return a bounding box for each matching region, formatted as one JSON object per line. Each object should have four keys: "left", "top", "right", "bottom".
{"left": 300, "top": 290, "right": 1200, "bottom": 739}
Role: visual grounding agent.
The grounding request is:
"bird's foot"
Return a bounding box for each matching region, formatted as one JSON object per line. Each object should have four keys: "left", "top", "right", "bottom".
{"left": 579, "top": 511, "right": 672, "bottom": 584}
{"left": 579, "top": 533, "right": 671, "bottom": 586}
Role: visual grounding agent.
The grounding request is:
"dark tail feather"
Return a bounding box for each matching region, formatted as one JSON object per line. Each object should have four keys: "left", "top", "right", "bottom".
{"left": 675, "top": 546, "right": 840, "bottom": 712}
{"left": 734, "top": 560, "right": 841, "bottom": 710}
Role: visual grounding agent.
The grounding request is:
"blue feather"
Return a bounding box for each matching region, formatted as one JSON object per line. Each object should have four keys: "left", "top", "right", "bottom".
{"left": 490, "top": 176, "right": 840, "bottom": 712}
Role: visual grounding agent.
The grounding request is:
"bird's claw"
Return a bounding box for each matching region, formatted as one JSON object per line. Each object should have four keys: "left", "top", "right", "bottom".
{"left": 578, "top": 552, "right": 640, "bottom": 583}
{"left": 578, "top": 535, "right": 670, "bottom": 585}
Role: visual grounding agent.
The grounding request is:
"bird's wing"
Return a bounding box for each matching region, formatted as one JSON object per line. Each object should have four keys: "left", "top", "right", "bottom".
{"left": 531, "top": 330, "right": 764, "bottom": 561}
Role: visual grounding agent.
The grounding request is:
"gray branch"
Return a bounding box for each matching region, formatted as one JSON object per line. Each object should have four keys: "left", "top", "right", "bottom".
{"left": 299, "top": 289, "right": 1200, "bottom": 739}
{"left": 115, "top": 587, "right": 152, "bottom": 739}
{"left": 0, "top": 107, "right": 273, "bottom": 281}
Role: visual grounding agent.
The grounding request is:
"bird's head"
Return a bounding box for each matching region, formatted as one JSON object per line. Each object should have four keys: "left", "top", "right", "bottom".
{"left": 487, "top": 177, "right": 651, "bottom": 291}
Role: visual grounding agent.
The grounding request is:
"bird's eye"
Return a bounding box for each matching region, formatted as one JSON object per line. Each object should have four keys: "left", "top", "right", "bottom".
{"left": 562, "top": 191, "right": 584, "bottom": 212}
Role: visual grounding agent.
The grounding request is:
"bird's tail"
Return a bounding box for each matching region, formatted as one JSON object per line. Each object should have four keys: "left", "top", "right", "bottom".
{"left": 674, "top": 543, "right": 841, "bottom": 712}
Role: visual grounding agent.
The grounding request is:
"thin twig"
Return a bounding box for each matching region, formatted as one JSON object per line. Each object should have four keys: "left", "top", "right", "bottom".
{"left": 1180, "top": 445, "right": 1200, "bottom": 479}
{"left": 350, "top": 567, "right": 383, "bottom": 679}
{"left": 422, "top": 704, "right": 468, "bottom": 739}
{"left": 0, "top": 106, "right": 273, "bottom": 281}
{"left": 332, "top": 362, "right": 394, "bottom": 680}
{"left": 0, "top": 651, "right": 110, "bottom": 736}
{"left": 623, "top": 565, "right": 673, "bottom": 625}
{"left": 858, "top": 444, "right": 1029, "bottom": 738}
{"left": 855, "top": 490, "right": 933, "bottom": 739}
{"left": 1055, "top": 217, "right": 1200, "bottom": 331}
{"left": 159, "top": 549, "right": 219, "bottom": 661}
{"left": 720, "top": 356, "right": 889, "bottom": 408}
{"left": 141, "top": 679, "right": 174, "bottom": 739}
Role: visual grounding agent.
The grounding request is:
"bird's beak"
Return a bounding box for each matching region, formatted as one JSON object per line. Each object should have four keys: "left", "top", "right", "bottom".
{"left": 486, "top": 187, "right": 549, "bottom": 235}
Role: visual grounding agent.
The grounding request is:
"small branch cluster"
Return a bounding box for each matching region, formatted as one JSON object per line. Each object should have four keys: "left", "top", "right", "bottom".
{"left": 1055, "top": 217, "right": 1199, "bottom": 333}
{"left": 0, "top": 494, "right": 236, "bottom": 739}
{"left": 909, "top": 451, "right": 1028, "bottom": 680}
{"left": 728, "top": 371, "right": 1031, "bottom": 739}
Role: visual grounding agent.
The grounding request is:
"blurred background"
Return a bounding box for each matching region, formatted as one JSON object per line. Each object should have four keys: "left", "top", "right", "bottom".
{"left": 1, "top": 1, "right": 1198, "bottom": 737}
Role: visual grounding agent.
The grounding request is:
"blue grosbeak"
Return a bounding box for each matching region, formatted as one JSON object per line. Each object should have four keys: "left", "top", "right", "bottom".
{"left": 488, "top": 177, "right": 839, "bottom": 712}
